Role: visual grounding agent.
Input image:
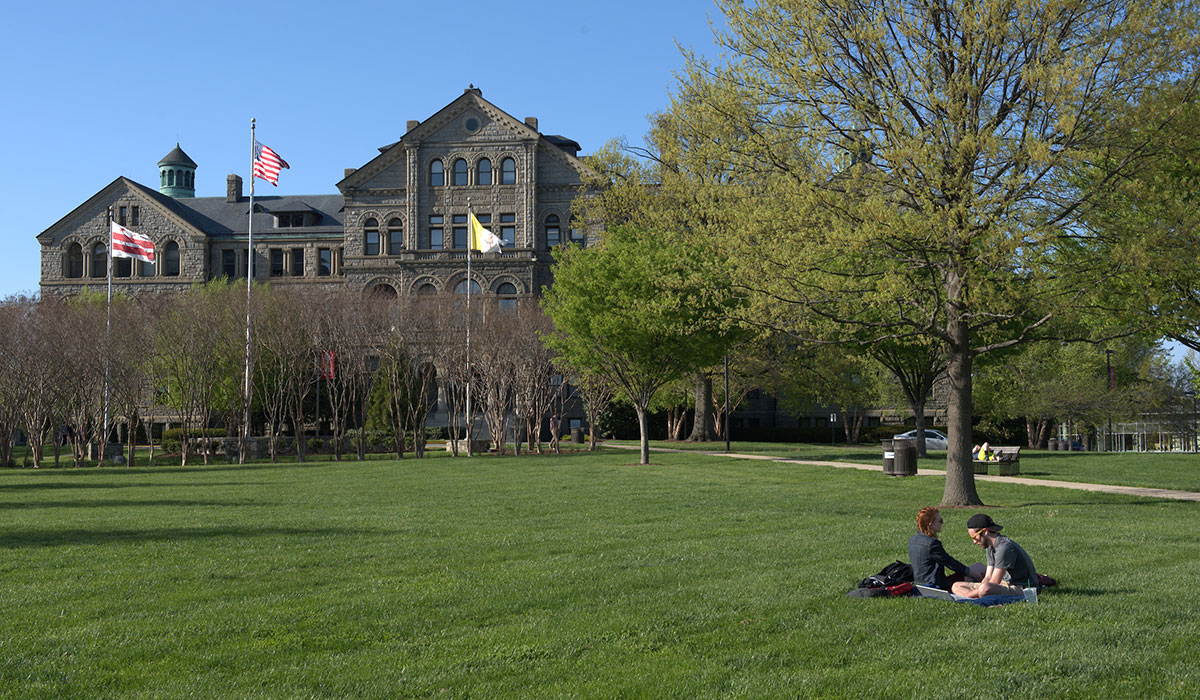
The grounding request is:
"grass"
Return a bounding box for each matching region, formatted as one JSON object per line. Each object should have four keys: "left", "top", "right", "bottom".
{"left": 625, "top": 439, "right": 1200, "bottom": 492}
{"left": 2, "top": 448, "right": 1198, "bottom": 698}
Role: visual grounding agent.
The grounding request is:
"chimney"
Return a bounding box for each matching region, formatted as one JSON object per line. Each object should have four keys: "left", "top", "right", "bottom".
{"left": 344, "top": 168, "right": 357, "bottom": 178}
{"left": 226, "top": 174, "right": 243, "bottom": 203}
{"left": 524, "top": 117, "right": 538, "bottom": 131}
{"left": 406, "top": 120, "right": 419, "bottom": 132}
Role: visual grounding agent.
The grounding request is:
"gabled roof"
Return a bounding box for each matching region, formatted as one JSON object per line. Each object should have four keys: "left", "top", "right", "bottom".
{"left": 337, "top": 87, "right": 592, "bottom": 192}
{"left": 37, "top": 177, "right": 209, "bottom": 244}
{"left": 37, "top": 177, "right": 344, "bottom": 244}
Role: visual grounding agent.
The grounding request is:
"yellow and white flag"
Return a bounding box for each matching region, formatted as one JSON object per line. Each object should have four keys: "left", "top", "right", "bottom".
{"left": 469, "top": 212, "right": 502, "bottom": 254}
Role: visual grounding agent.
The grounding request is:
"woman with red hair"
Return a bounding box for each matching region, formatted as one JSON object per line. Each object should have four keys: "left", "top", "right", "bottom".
{"left": 908, "top": 507, "right": 969, "bottom": 589}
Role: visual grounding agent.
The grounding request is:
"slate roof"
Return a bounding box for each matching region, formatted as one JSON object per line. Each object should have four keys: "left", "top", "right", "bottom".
{"left": 128, "top": 180, "right": 345, "bottom": 238}
{"left": 157, "top": 144, "right": 198, "bottom": 168}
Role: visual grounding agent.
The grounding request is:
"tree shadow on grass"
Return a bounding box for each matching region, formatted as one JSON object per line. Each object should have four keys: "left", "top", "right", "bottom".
{"left": 0, "top": 525, "right": 382, "bottom": 549}
{"left": 0, "top": 481, "right": 269, "bottom": 492}
{"left": 0, "top": 498, "right": 264, "bottom": 510}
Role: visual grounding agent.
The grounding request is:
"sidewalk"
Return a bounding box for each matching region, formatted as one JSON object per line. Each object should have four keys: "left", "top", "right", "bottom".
{"left": 608, "top": 444, "right": 1200, "bottom": 503}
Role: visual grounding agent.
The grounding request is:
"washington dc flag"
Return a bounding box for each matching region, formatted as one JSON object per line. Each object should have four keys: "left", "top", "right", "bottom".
{"left": 111, "top": 221, "right": 155, "bottom": 263}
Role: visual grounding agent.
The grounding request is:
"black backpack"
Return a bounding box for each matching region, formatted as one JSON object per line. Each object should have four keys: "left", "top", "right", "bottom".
{"left": 858, "top": 560, "right": 913, "bottom": 589}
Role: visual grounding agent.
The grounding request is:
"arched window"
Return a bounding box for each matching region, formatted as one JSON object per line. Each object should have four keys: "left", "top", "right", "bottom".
{"left": 168, "top": 170, "right": 175, "bottom": 186}
{"left": 364, "top": 218, "right": 380, "bottom": 255}
{"left": 500, "top": 157, "right": 516, "bottom": 184}
{"left": 416, "top": 283, "right": 437, "bottom": 296}
{"left": 453, "top": 158, "right": 468, "bottom": 186}
{"left": 454, "top": 279, "right": 482, "bottom": 295}
{"left": 386, "top": 219, "right": 403, "bottom": 255}
{"left": 161, "top": 171, "right": 167, "bottom": 186}
{"left": 65, "top": 243, "right": 83, "bottom": 278}
{"left": 545, "top": 214, "right": 561, "bottom": 248}
{"left": 90, "top": 243, "right": 106, "bottom": 278}
{"left": 429, "top": 160, "right": 444, "bottom": 187}
{"left": 113, "top": 256, "right": 131, "bottom": 278}
{"left": 497, "top": 282, "right": 517, "bottom": 310}
{"left": 163, "top": 241, "right": 180, "bottom": 276}
{"left": 368, "top": 283, "right": 397, "bottom": 299}
{"left": 568, "top": 215, "right": 584, "bottom": 245}
{"left": 186, "top": 171, "right": 193, "bottom": 188}
{"left": 476, "top": 158, "right": 492, "bottom": 185}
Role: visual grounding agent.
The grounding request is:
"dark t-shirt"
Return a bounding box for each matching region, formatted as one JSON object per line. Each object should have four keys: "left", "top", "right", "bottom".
{"left": 986, "top": 534, "right": 1037, "bottom": 588}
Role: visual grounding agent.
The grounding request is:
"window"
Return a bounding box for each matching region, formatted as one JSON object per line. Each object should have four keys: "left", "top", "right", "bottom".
{"left": 270, "top": 249, "right": 285, "bottom": 277}
{"left": 475, "top": 213, "right": 491, "bottom": 225}
{"left": 477, "top": 158, "right": 492, "bottom": 185}
{"left": 113, "top": 257, "right": 131, "bottom": 278}
{"left": 90, "top": 243, "right": 106, "bottom": 278}
{"left": 291, "top": 248, "right": 304, "bottom": 276}
{"left": 497, "top": 282, "right": 517, "bottom": 310}
{"left": 222, "top": 249, "right": 237, "bottom": 278}
{"left": 429, "top": 160, "right": 444, "bottom": 187}
{"left": 168, "top": 170, "right": 175, "bottom": 186}
{"left": 139, "top": 258, "right": 155, "bottom": 277}
{"left": 417, "top": 283, "right": 437, "bottom": 295}
{"left": 454, "top": 279, "right": 482, "bottom": 295}
{"left": 65, "top": 243, "right": 83, "bottom": 278}
{"left": 569, "top": 216, "right": 584, "bottom": 245}
{"left": 164, "top": 241, "right": 180, "bottom": 276}
{"left": 545, "top": 214, "right": 560, "bottom": 248}
{"left": 387, "top": 219, "right": 403, "bottom": 255}
{"left": 501, "top": 157, "right": 516, "bottom": 184}
{"left": 118, "top": 206, "right": 127, "bottom": 226}
{"left": 453, "top": 159, "right": 468, "bottom": 186}
{"left": 429, "top": 215, "right": 443, "bottom": 250}
{"left": 318, "top": 248, "right": 332, "bottom": 276}
{"left": 500, "top": 213, "right": 516, "bottom": 247}
{"left": 278, "top": 213, "right": 307, "bottom": 228}
{"left": 364, "top": 218, "right": 379, "bottom": 255}
{"left": 452, "top": 214, "right": 468, "bottom": 249}
{"left": 131, "top": 206, "right": 139, "bottom": 226}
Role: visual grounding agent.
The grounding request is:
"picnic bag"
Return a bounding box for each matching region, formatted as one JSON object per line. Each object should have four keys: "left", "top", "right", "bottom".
{"left": 858, "top": 560, "right": 913, "bottom": 589}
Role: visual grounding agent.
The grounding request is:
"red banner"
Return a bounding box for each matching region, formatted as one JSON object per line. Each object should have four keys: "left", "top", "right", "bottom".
{"left": 319, "top": 350, "right": 335, "bottom": 380}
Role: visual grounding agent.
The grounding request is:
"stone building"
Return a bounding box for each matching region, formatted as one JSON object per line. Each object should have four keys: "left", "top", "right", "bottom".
{"left": 38, "top": 87, "right": 591, "bottom": 302}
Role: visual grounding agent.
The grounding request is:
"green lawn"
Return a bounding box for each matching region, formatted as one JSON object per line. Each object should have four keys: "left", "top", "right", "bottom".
{"left": 2, "top": 449, "right": 1197, "bottom": 698}
{"left": 626, "top": 440, "right": 1200, "bottom": 492}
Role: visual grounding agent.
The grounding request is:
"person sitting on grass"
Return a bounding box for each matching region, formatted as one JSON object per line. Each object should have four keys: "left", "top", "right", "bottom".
{"left": 909, "top": 506, "right": 970, "bottom": 590}
{"left": 951, "top": 513, "right": 1038, "bottom": 599}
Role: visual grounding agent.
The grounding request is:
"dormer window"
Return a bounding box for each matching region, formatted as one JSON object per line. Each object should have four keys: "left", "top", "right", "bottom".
{"left": 277, "top": 212, "right": 309, "bottom": 228}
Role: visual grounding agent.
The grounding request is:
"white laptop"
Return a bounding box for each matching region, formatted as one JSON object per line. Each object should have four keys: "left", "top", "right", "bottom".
{"left": 915, "top": 584, "right": 961, "bottom": 601}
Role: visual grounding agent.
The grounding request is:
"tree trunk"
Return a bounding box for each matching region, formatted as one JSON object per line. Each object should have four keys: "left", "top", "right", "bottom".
{"left": 942, "top": 322, "right": 982, "bottom": 506}
{"left": 686, "top": 372, "right": 717, "bottom": 441}
{"left": 911, "top": 397, "right": 929, "bottom": 457}
{"left": 127, "top": 417, "right": 136, "bottom": 468}
{"left": 635, "top": 403, "right": 651, "bottom": 465}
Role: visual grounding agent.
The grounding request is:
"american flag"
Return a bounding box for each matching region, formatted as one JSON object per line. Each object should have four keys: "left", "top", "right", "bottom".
{"left": 253, "top": 139, "right": 289, "bottom": 186}
{"left": 111, "top": 221, "right": 155, "bottom": 263}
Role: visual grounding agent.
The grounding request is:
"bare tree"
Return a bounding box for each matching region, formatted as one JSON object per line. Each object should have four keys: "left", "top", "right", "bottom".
{"left": 510, "top": 303, "right": 558, "bottom": 454}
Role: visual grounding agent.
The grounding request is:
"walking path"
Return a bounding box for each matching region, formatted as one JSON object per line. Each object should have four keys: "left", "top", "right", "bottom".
{"left": 608, "top": 444, "right": 1200, "bottom": 503}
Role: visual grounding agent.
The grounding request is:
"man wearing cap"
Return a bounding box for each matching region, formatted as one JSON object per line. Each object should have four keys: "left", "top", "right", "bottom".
{"left": 950, "top": 513, "right": 1038, "bottom": 599}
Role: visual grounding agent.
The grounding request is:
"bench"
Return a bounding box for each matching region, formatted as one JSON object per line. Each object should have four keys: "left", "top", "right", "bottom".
{"left": 973, "top": 445, "right": 1021, "bottom": 476}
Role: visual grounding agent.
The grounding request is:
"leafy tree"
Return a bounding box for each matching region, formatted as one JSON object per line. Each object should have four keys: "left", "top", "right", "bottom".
{"left": 542, "top": 226, "right": 742, "bottom": 464}
{"left": 665, "top": 0, "right": 1200, "bottom": 504}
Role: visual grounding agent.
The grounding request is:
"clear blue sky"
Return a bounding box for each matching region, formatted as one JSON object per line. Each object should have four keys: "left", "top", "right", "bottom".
{"left": 1, "top": 0, "right": 727, "bottom": 298}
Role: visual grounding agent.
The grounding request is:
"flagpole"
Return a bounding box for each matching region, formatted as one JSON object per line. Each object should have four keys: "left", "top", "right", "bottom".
{"left": 242, "top": 119, "right": 255, "bottom": 464}
{"left": 103, "top": 207, "right": 113, "bottom": 464}
{"left": 465, "top": 197, "right": 472, "bottom": 457}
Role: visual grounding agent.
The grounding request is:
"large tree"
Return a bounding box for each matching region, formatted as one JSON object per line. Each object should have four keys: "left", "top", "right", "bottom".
{"left": 668, "top": 0, "right": 1200, "bottom": 504}
{"left": 542, "top": 226, "right": 741, "bottom": 464}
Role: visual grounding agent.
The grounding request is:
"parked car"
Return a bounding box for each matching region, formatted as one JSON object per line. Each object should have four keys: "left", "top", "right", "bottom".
{"left": 892, "top": 429, "right": 949, "bottom": 451}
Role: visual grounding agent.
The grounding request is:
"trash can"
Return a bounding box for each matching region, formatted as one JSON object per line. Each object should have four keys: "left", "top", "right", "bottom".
{"left": 882, "top": 439, "right": 895, "bottom": 475}
{"left": 570, "top": 427, "right": 584, "bottom": 444}
{"left": 1049, "top": 438, "right": 1061, "bottom": 451}
{"left": 892, "top": 438, "right": 918, "bottom": 477}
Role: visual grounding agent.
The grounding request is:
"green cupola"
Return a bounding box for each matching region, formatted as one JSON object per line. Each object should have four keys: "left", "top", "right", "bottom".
{"left": 158, "top": 144, "right": 197, "bottom": 198}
